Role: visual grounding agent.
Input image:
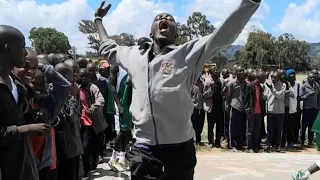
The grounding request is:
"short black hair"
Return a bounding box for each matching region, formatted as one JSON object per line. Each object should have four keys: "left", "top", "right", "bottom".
{"left": 137, "top": 37, "right": 152, "bottom": 46}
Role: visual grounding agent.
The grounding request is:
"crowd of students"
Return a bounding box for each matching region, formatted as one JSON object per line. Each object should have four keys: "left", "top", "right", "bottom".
{"left": 192, "top": 66, "right": 320, "bottom": 153}
{"left": 0, "top": 23, "right": 144, "bottom": 179}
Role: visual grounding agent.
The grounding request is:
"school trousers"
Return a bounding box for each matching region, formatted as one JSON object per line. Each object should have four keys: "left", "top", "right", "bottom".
{"left": 281, "top": 107, "right": 293, "bottom": 147}
{"left": 207, "top": 108, "right": 224, "bottom": 146}
{"left": 57, "top": 155, "right": 80, "bottom": 180}
{"left": 224, "top": 106, "right": 231, "bottom": 145}
{"left": 128, "top": 139, "right": 196, "bottom": 180}
{"left": 229, "top": 108, "right": 246, "bottom": 149}
{"left": 301, "top": 108, "right": 318, "bottom": 143}
{"left": 292, "top": 111, "right": 302, "bottom": 143}
{"left": 191, "top": 108, "right": 205, "bottom": 144}
{"left": 267, "top": 114, "right": 284, "bottom": 149}
{"left": 80, "top": 125, "right": 103, "bottom": 174}
{"left": 247, "top": 113, "right": 262, "bottom": 151}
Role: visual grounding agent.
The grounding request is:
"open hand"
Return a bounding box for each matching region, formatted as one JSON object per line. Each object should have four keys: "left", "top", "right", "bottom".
{"left": 266, "top": 83, "right": 273, "bottom": 89}
{"left": 95, "top": 1, "right": 112, "bottom": 18}
{"left": 86, "top": 107, "right": 96, "bottom": 115}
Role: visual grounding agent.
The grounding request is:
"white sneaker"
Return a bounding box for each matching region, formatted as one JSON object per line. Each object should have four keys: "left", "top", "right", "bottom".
{"left": 292, "top": 171, "right": 310, "bottom": 180}
{"left": 113, "top": 162, "right": 126, "bottom": 172}
{"left": 108, "top": 159, "right": 118, "bottom": 171}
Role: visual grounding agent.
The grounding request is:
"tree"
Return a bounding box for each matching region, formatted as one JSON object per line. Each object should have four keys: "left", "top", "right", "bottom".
{"left": 237, "top": 29, "right": 276, "bottom": 69}
{"left": 187, "top": 12, "right": 215, "bottom": 38}
{"left": 29, "top": 27, "right": 71, "bottom": 54}
{"left": 176, "top": 22, "right": 190, "bottom": 45}
{"left": 236, "top": 29, "right": 311, "bottom": 71}
{"left": 110, "top": 33, "right": 135, "bottom": 46}
{"left": 312, "top": 55, "right": 320, "bottom": 70}
{"left": 78, "top": 20, "right": 100, "bottom": 53}
{"left": 176, "top": 12, "right": 214, "bottom": 45}
{"left": 275, "top": 33, "right": 310, "bottom": 71}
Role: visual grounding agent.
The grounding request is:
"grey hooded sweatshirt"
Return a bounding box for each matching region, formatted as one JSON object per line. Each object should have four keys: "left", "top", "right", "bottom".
{"left": 99, "top": 0, "right": 260, "bottom": 145}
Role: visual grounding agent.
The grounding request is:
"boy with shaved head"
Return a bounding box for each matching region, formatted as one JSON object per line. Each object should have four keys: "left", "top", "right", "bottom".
{"left": 0, "top": 25, "right": 51, "bottom": 180}
{"left": 244, "top": 70, "right": 266, "bottom": 153}
{"left": 54, "top": 63, "right": 83, "bottom": 180}
{"left": 95, "top": 0, "right": 261, "bottom": 178}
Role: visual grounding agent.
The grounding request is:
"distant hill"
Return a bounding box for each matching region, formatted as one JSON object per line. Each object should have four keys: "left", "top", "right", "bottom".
{"left": 221, "top": 45, "right": 244, "bottom": 59}
{"left": 310, "top": 43, "right": 320, "bottom": 56}
{"left": 222, "top": 43, "right": 320, "bottom": 58}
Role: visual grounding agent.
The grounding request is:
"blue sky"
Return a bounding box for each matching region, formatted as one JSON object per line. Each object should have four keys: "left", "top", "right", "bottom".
{"left": 1, "top": 0, "right": 319, "bottom": 53}
{"left": 32, "top": 0, "right": 309, "bottom": 38}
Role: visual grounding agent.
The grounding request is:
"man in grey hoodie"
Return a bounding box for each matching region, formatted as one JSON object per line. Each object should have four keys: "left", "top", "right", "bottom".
{"left": 265, "top": 71, "right": 286, "bottom": 152}
{"left": 224, "top": 66, "right": 247, "bottom": 151}
{"left": 300, "top": 72, "right": 320, "bottom": 147}
{"left": 95, "top": 0, "right": 260, "bottom": 179}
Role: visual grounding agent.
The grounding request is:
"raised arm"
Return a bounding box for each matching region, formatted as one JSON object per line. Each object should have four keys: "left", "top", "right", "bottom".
{"left": 185, "top": 0, "right": 260, "bottom": 75}
{"left": 95, "top": 1, "right": 132, "bottom": 70}
{"left": 43, "top": 65, "right": 71, "bottom": 121}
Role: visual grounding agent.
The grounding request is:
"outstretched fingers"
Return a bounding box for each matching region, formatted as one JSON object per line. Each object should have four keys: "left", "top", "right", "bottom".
{"left": 100, "top": 0, "right": 105, "bottom": 9}
{"left": 104, "top": 4, "right": 112, "bottom": 11}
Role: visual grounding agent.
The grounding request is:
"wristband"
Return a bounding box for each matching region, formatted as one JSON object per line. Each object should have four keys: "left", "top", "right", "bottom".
{"left": 94, "top": 16, "right": 103, "bottom": 22}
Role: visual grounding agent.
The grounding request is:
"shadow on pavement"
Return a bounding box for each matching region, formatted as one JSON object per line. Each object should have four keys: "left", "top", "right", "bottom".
{"left": 91, "top": 168, "right": 130, "bottom": 179}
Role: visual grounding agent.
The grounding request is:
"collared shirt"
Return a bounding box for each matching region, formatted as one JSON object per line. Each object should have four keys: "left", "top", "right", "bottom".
{"left": 253, "top": 84, "right": 261, "bottom": 114}
{"left": 80, "top": 89, "right": 93, "bottom": 126}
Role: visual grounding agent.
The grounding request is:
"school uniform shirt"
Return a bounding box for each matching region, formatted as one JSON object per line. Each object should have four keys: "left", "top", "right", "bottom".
{"left": 253, "top": 85, "right": 261, "bottom": 114}
{"left": 244, "top": 81, "right": 265, "bottom": 116}
{"left": 0, "top": 74, "right": 39, "bottom": 180}
{"left": 100, "top": 0, "right": 261, "bottom": 145}
{"left": 80, "top": 89, "right": 93, "bottom": 126}
{"left": 80, "top": 83, "right": 107, "bottom": 134}
{"left": 289, "top": 81, "right": 300, "bottom": 114}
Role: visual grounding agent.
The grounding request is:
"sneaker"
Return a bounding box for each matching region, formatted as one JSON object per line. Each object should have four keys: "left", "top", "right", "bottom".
{"left": 292, "top": 170, "right": 309, "bottom": 180}
{"left": 108, "top": 159, "right": 118, "bottom": 171}
{"left": 307, "top": 142, "right": 314, "bottom": 148}
{"left": 287, "top": 143, "right": 294, "bottom": 149}
{"left": 113, "top": 162, "right": 126, "bottom": 172}
{"left": 245, "top": 149, "right": 255, "bottom": 153}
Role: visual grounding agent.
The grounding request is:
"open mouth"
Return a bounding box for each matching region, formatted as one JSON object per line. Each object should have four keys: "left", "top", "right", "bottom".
{"left": 159, "top": 21, "right": 169, "bottom": 32}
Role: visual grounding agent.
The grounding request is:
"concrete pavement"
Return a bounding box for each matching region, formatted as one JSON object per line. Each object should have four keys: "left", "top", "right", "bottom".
{"left": 90, "top": 152, "right": 320, "bottom": 180}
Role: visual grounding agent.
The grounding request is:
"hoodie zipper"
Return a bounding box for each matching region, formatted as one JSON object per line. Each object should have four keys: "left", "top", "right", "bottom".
{"left": 148, "top": 62, "right": 159, "bottom": 145}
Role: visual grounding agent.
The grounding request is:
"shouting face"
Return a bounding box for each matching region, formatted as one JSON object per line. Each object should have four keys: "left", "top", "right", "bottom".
{"left": 151, "top": 13, "right": 177, "bottom": 46}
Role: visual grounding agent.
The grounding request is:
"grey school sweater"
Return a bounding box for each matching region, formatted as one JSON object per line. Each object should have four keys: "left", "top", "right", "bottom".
{"left": 264, "top": 81, "right": 286, "bottom": 114}
{"left": 99, "top": 0, "right": 260, "bottom": 145}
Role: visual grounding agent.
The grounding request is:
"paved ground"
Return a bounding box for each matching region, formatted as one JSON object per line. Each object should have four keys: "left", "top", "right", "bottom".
{"left": 88, "top": 152, "right": 320, "bottom": 180}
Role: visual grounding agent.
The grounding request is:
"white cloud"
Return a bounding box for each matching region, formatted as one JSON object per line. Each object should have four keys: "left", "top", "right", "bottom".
{"left": 275, "top": 0, "right": 320, "bottom": 42}
{"left": 0, "top": 0, "right": 268, "bottom": 54}
{"left": 0, "top": 0, "right": 93, "bottom": 53}
{"left": 181, "top": 0, "right": 270, "bottom": 45}
{"left": 102, "top": 0, "right": 175, "bottom": 40}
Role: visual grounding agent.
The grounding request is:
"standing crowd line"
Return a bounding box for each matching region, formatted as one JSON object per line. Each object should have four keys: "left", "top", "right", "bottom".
{"left": 192, "top": 66, "right": 320, "bottom": 153}
{"left": 7, "top": 0, "right": 320, "bottom": 179}
{"left": 0, "top": 24, "right": 149, "bottom": 179}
